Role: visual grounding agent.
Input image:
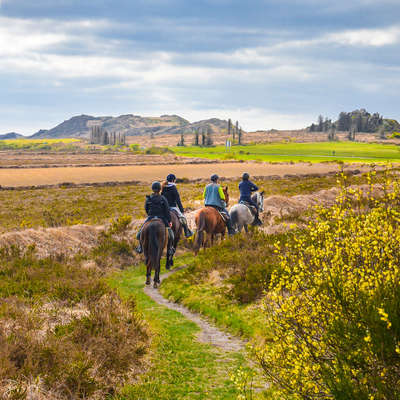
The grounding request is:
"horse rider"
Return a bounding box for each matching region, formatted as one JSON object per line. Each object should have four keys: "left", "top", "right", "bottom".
{"left": 161, "top": 174, "right": 194, "bottom": 238}
{"left": 239, "top": 172, "right": 262, "bottom": 226}
{"left": 203, "top": 174, "right": 236, "bottom": 235}
{"left": 135, "top": 181, "right": 175, "bottom": 254}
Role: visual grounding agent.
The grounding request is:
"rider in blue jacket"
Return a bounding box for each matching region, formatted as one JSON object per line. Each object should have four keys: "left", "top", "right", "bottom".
{"left": 204, "top": 174, "right": 236, "bottom": 235}
{"left": 239, "top": 172, "right": 262, "bottom": 225}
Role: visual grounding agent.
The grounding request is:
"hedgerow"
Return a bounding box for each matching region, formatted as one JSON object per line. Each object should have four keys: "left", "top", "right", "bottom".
{"left": 256, "top": 172, "right": 400, "bottom": 399}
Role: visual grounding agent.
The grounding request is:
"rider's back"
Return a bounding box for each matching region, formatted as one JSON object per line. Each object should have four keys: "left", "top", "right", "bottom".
{"left": 145, "top": 194, "right": 171, "bottom": 224}
{"left": 204, "top": 183, "right": 224, "bottom": 208}
{"left": 161, "top": 183, "right": 184, "bottom": 212}
{"left": 239, "top": 180, "right": 258, "bottom": 201}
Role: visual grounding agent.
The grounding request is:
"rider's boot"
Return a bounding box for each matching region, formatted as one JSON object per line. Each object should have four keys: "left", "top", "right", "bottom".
{"left": 226, "top": 218, "right": 237, "bottom": 236}
{"left": 167, "top": 227, "right": 175, "bottom": 256}
{"left": 252, "top": 211, "right": 263, "bottom": 226}
{"left": 135, "top": 230, "right": 143, "bottom": 254}
{"left": 180, "top": 217, "right": 194, "bottom": 238}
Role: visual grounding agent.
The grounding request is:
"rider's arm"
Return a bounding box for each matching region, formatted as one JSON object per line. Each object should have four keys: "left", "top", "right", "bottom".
{"left": 175, "top": 187, "right": 184, "bottom": 213}
{"left": 250, "top": 182, "right": 259, "bottom": 192}
{"left": 218, "top": 186, "right": 225, "bottom": 200}
{"left": 162, "top": 197, "right": 171, "bottom": 223}
{"left": 145, "top": 196, "right": 151, "bottom": 215}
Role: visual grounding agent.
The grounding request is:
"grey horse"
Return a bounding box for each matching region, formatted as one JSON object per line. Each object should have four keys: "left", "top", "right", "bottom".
{"left": 230, "top": 191, "right": 264, "bottom": 233}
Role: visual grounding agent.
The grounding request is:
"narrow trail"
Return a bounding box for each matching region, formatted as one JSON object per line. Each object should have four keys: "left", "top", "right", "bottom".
{"left": 143, "top": 266, "right": 245, "bottom": 353}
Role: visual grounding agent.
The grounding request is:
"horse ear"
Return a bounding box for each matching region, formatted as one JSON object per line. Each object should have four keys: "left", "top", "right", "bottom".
{"left": 260, "top": 190, "right": 264, "bottom": 195}
{"left": 224, "top": 186, "right": 228, "bottom": 191}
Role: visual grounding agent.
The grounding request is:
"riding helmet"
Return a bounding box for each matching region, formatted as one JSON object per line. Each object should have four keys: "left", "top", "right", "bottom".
{"left": 166, "top": 174, "right": 176, "bottom": 182}
{"left": 151, "top": 181, "right": 162, "bottom": 192}
{"left": 211, "top": 174, "right": 219, "bottom": 182}
{"left": 242, "top": 172, "right": 250, "bottom": 181}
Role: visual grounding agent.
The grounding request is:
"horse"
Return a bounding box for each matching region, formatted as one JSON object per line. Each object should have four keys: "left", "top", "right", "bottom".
{"left": 166, "top": 210, "right": 182, "bottom": 270}
{"left": 140, "top": 218, "right": 167, "bottom": 288}
{"left": 230, "top": 191, "right": 265, "bottom": 233}
{"left": 193, "top": 186, "right": 229, "bottom": 254}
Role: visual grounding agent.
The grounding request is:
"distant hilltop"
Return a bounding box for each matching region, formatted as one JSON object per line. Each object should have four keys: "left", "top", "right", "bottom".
{"left": 25, "top": 114, "right": 230, "bottom": 139}
{"left": 0, "top": 132, "right": 24, "bottom": 140}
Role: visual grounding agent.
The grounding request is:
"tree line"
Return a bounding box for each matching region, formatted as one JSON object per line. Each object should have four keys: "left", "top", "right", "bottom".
{"left": 177, "top": 119, "right": 243, "bottom": 147}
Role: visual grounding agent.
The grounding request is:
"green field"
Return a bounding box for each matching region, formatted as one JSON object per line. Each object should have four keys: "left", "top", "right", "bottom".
{"left": 0, "top": 138, "right": 81, "bottom": 151}
{"left": 173, "top": 141, "right": 400, "bottom": 163}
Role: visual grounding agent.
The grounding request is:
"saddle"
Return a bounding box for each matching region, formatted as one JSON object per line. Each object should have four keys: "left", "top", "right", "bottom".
{"left": 205, "top": 206, "right": 229, "bottom": 222}
{"left": 239, "top": 201, "right": 257, "bottom": 216}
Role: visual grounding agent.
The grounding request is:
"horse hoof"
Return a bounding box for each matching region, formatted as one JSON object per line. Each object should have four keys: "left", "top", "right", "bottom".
{"left": 145, "top": 278, "right": 151, "bottom": 285}
{"left": 153, "top": 281, "right": 159, "bottom": 289}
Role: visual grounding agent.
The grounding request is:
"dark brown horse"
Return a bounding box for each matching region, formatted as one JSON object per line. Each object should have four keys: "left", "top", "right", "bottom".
{"left": 193, "top": 186, "right": 229, "bottom": 254}
{"left": 140, "top": 218, "right": 167, "bottom": 288}
{"left": 166, "top": 210, "right": 182, "bottom": 270}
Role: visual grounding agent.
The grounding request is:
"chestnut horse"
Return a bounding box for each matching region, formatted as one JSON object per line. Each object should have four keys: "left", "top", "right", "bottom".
{"left": 141, "top": 219, "right": 167, "bottom": 288}
{"left": 193, "top": 186, "right": 229, "bottom": 254}
{"left": 166, "top": 210, "right": 182, "bottom": 270}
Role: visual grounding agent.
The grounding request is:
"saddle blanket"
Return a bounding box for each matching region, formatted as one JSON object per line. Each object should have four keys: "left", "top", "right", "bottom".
{"left": 239, "top": 201, "right": 257, "bottom": 215}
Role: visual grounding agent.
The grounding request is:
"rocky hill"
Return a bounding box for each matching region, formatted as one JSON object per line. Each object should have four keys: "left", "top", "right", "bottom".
{"left": 29, "top": 114, "right": 228, "bottom": 139}
{"left": 0, "top": 132, "right": 24, "bottom": 140}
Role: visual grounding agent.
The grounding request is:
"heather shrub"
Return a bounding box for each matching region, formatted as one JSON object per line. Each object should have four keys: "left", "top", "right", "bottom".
{"left": 256, "top": 175, "right": 400, "bottom": 399}
{"left": 0, "top": 246, "right": 149, "bottom": 399}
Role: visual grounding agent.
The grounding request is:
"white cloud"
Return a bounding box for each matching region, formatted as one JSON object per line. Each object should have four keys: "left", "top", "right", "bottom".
{"left": 327, "top": 26, "right": 400, "bottom": 47}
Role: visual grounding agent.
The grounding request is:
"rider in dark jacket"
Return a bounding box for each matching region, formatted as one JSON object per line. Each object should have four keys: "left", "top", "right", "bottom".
{"left": 239, "top": 173, "right": 262, "bottom": 226}
{"left": 135, "top": 181, "right": 174, "bottom": 254}
{"left": 161, "top": 174, "right": 193, "bottom": 238}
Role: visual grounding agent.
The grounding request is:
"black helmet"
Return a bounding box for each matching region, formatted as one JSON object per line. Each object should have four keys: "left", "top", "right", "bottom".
{"left": 166, "top": 174, "right": 176, "bottom": 182}
{"left": 211, "top": 174, "right": 219, "bottom": 182}
{"left": 151, "top": 181, "right": 161, "bottom": 192}
{"left": 242, "top": 172, "right": 250, "bottom": 181}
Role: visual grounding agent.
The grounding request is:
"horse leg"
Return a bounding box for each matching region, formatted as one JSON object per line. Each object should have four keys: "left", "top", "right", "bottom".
{"left": 244, "top": 224, "right": 248, "bottom": 233}
{"left": 154, "top": 259, "right": 161, "bottom": 288}
{"left": 145, "top": 259, "right": 151, "bottom": 285}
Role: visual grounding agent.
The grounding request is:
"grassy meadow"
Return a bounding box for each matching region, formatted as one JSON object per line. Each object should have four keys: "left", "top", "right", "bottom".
{"left": 173, "top": 141, "right": 400, "bottom": 163}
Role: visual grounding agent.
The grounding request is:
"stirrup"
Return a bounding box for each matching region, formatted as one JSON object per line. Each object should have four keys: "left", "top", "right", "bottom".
{"left": 185, "top": 229, "right": 194, "bottom": 238}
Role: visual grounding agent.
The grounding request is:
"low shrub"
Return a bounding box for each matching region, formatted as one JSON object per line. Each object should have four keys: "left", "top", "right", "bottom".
{"left": 0, "top": 245, "right": 149, "bottom": 399}
{"left": 256, "top": 177, "right": 400, "bottom": 399}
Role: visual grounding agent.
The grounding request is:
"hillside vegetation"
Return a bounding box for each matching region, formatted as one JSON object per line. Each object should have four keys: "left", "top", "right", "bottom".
{"left": 162, "top": 171, "right": 400, "bottom": 399}
{"left": 0, "top": 219, "right": 149, "bottom": 399}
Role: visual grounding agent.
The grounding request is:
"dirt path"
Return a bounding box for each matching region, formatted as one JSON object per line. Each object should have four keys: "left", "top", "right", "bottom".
{"left": 144, "top": 266, "right": 245, "bottom": 352}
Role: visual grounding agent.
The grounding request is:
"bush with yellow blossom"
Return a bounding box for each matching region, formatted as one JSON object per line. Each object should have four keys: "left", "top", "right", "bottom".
{"left": 256, "top": 172, "right": 400, "bottom": 399}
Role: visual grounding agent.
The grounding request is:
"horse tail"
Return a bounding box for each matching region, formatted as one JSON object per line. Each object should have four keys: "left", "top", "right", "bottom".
{"left": 230, "top": 207, "right": 239, "bottom": 230}
{"left": 147, "top": 222, "right": 163, "bottom": 270}
{"left": 194, "top": 211, "right": 206, "bottom": 253}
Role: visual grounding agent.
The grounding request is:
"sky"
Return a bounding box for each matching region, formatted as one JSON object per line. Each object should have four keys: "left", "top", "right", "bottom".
{"left": 0, "top": 0, "right": 399, "bottom": 135}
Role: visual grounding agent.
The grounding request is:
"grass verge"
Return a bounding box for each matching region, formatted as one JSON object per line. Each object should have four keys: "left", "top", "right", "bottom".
{"left": 110, "top": 262, "right": 266, "bottom": 399}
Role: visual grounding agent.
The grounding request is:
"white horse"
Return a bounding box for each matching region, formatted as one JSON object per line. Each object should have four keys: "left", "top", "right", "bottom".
{"left": 230, "top": 191, "right": 264, "bottom": 233}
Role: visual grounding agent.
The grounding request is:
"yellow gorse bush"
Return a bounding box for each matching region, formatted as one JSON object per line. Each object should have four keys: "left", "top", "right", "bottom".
{"left": 256, "top": 170, "right": 400, "bottom": 399}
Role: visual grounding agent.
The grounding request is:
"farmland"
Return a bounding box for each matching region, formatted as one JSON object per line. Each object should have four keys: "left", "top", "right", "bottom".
{"left": 173, "top": 141, "right": 400, "bottom": 163}
{"left": 0, "top": 161, "right": 370, "bottom": 187}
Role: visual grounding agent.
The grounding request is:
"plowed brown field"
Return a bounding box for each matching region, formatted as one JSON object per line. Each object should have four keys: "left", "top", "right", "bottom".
{"left": 0, "top": 162, "right": 366, "bottom": 187}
